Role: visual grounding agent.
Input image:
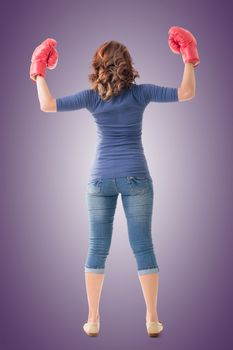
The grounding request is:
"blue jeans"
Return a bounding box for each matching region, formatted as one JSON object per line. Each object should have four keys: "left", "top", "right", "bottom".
{"left": 84, "top": 175, "right": 160, "bottom": 275}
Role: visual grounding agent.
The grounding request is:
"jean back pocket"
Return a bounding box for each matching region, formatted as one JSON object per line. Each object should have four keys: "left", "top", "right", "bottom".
{"left": 127, "top": 176, "right": 151, "bottom": 195}
{"left": 87, "top": 178, "right": 103, "bottom": 194}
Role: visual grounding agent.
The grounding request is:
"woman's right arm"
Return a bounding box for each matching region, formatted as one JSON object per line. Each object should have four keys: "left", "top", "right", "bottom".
{"left": 178, "top": 63, "right": 196, "bottom": 102}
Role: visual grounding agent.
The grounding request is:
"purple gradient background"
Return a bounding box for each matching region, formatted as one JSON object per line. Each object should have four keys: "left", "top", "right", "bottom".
{"left": 1, "top": 0, "right": 232, "bottom": 349}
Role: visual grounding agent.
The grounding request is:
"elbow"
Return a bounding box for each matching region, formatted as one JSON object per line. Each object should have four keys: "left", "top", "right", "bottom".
{"left": 184, "top": 87, "right": 196, "bottom": 100}
{"left": 40, "top": 98, "right": 57, "bottom": 112}
{"left": 187, "top": 91, "right": 195, "bottom": 100}
{"left": 178, "top": 87, "right": 195, "bottom": 102}
{"left": 40, "top": 105, "right": 47, "bottom": 112}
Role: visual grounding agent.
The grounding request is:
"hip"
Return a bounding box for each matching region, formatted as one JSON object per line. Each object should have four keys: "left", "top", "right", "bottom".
{"left": 86, "top": 174, "right": 154, "bottom": 197}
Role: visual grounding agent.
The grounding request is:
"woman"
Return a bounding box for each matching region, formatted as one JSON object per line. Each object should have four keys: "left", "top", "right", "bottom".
{"left": 30, "top": 26, "right": 199, "bottom": 337}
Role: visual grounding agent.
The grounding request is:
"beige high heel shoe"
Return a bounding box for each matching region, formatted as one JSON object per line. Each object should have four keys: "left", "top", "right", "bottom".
{"left": 146, "top": 320, "right": 164, "bottom": 337}
{"left": 83, "top": 320, "right": 100, "bottom": 336}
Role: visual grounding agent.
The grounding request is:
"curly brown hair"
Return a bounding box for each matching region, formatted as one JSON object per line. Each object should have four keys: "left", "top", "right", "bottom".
{"left": 88, "top": 40, "right": 140, "bottom": 101}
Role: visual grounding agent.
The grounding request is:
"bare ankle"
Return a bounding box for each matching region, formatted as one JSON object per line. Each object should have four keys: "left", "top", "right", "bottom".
{"left": 146, "top": 317, "right": 159, "bottom": 323}
{"left": 88, "top": 313, "right": 100, "bottom": 322}
{"left": 146, "top": 311, "right": 159, "bottom": 323}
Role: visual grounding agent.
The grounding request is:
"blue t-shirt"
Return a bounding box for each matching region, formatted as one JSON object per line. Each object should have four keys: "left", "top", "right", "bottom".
{"left": 56, "top": 83, "right": 178, "bottom": 180}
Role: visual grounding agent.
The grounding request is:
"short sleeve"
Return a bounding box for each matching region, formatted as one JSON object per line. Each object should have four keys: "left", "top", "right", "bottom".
{"left": 136, "top": 83, "right": 178, "bottom": 106}
{"left": 56, "top": 89, "right": 94, "bottom": 112}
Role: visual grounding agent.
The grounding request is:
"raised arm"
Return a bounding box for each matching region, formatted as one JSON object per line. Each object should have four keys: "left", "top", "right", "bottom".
{"left": 168, "top": 26, "right": 199, "bottom": 102}
{"left": 35, "top": 75, "right": 57, "bottom": 112}
{"left": 29, "top": 38, "right": 58, "bottom": 112}
{"left": 178, "top": 62, "right": 196, "bottom": 101}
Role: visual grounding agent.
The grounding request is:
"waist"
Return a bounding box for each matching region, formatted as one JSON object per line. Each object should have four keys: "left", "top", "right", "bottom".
{"left": 89, "top": 154, "right": 151, "bottom": 180}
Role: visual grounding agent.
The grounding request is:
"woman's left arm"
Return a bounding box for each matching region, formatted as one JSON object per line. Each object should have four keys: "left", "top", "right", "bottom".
{"left": 35, "top": 75, "right": 57, "bottom": 112}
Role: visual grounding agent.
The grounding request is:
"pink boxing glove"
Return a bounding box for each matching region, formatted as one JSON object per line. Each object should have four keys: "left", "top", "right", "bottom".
{"left": 30, "top": 38, "right": 58, "bottom": 82}
{"left": 168, "top": 26, "right": 200, "bottom": 67}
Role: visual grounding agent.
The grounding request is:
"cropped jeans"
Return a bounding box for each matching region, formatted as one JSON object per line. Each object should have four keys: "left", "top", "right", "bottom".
{"left": 84, "top": 175, "right": 160, "bottom": 276}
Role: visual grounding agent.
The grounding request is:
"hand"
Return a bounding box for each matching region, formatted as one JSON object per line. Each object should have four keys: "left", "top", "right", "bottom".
{"left": 168, "top": 26, "right": 200, "bottom": 67}
{"left": 30, "top": 38, "right": 59, "bottom": 82}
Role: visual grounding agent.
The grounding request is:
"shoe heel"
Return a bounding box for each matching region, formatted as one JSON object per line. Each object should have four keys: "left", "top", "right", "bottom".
{"left": 146, "top": 320, "right": 164, "bottom": 337}
{"left": 83, "top": 321, "right": 100, "bottom": 337}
